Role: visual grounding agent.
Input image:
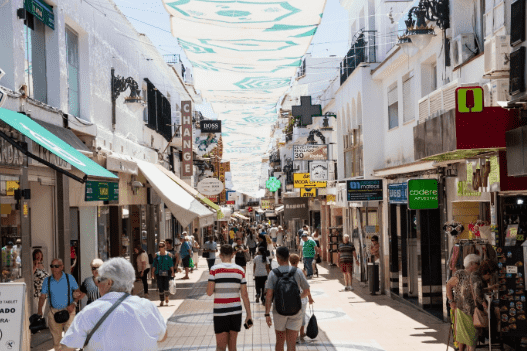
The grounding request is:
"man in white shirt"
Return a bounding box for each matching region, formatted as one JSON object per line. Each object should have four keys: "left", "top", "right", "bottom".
{"left": 60, "top": 257, "right": 167, "bottom": 351}
{"left": 269, "top": 225, "right": 279, "bottom": 245}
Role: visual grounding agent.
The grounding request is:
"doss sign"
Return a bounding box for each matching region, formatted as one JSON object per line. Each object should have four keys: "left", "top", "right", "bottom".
{"left": 407, "top": 179, "right": 439, "bottom": 210}
{"left": 0, "top": 282, "right": 26, "bottom": 351}
{"left": 293, "top": 173, "right": 326, "bottom": 188}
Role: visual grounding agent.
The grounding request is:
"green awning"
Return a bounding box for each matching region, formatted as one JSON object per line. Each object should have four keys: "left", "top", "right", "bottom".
{"left": 0, "top": 108, "right": 117, "bottom": 180}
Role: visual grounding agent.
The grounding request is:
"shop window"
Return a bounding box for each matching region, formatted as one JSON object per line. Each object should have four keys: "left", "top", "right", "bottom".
{"left": 66, "top": 27, "right": 81, "bottom": 118}
{"left": 24, "top": 13, "right": 47, "bottom": 103}
{"left": 1, "top": 175, "right": 22, "bottom": 282}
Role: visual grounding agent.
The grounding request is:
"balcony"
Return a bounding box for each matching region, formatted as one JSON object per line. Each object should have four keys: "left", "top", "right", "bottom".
{"left": 340, "top": 30, "right": 376, "bottom": 85}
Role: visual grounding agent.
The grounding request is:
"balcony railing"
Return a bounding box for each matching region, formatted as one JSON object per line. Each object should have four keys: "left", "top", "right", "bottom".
{"left": 340, "top": 30, "right": 376, "bottom": 85}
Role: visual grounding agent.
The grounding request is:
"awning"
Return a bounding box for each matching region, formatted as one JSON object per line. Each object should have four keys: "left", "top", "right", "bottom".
{"left": 136, "top": 160, "right": 214, "bottom": 227}
{"left": 156, "top": 165, "right": 224, "bottom": 220}
{"left": 106, "top": 153, "right": 138, "bottom": 175}
{"left": 275, "top": 205, "right": 284, "bottom": 214}
{"left": 256, "top": 208, "right": 265, "bottom": 214}
{"left": 0, "top": 108, "right": 117, "bottom": 182}
{"left": 34, "top": 120, "right": 92, "bottom": 155}
{"left": 232, "top": 212, "right": 250, "bottom": 221}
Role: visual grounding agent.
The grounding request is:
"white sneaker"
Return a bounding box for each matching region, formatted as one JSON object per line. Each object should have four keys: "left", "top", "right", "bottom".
{"left": 348, "top": 286, "right": 354, "bottom": 291}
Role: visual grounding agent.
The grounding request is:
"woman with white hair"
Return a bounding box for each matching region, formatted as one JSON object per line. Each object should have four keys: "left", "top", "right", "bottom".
{"left": 446, "top": 254, "right": 482, "bottom": 351}
{"left": 60, "top": 257, "right": 167, "bottom": 351}
{"left": 78, "top": 258, "right": 103, "bottom": 305}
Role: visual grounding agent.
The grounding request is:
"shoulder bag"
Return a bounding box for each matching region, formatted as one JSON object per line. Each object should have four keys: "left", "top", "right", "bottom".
{"left": 81, "top": 293, "right": 129, "bottom": 350}
{"left": 469, "top": 276, "right": 488, "bottom": 328}
{"left": 48, "top": 274, "right": 71, "bottom": 324}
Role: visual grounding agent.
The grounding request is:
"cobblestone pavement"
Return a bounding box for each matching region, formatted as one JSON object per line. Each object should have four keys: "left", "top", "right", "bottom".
{"left": 32, "top": 259, "right": 454, "bottom": 351}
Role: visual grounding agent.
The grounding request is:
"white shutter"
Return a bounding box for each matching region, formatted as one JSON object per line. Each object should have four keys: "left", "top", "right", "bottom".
{"left": 403, "top": 76, "right": 414, "bottom": 123}
{"left": 388, "top": 85, "right": 398, "bottom": 105}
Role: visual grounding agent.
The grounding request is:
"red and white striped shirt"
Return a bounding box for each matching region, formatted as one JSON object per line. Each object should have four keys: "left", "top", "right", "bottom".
{"left": 208, "top": 263, "right": 246, "bottom": 316}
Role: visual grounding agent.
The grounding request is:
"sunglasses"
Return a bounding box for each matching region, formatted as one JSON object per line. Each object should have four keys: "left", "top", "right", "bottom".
{"left": 91, "top": 267, "right": 100, "bottom": 271}
{"left": 50, "top": 264, "right": 62, "bottom": 268}
{"left": 159, "top": 245, "right": 165, "bottom": 248}
{"left": 97, "top": 277, "right": 108, "bottom": 283}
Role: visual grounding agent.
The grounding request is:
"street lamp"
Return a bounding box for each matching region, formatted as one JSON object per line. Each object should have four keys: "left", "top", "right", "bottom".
{"left": 397, "top": 0, "right": 449, "bottom": 55}
{"left": 111, "top": 68, "right": 145, "bottom": 128}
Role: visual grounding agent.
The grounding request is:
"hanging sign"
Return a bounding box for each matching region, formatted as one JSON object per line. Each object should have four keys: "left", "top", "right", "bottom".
{"left": 0, "top": 282, "right": 26, "bottom": 351}
{"left": 293, "top": 145, "right": 328, "bottom": 161}
{"left": 347, "top": 180, "right": 383, "bottom": 201}
{"left": 226, "top": 190, "right": 236, "bottom": 205}
{"left": 200, "top": 120, "right": 221, "bottom": 133}
{"left": 283, "top": 197, "right": 309, "bottom": 222}
{"left": 85, "top": 181, "right": 119, "bottom": 202}
{"left": 206, "top": 195, "right": 218, "bottom": 203}
{"left": 266, "top": 177, "right": 281, "bottom": 192}
{"left": 197, "top": 178, "right": 224, "bottom": 195}
{"left": 293, "top": 173, "right": 327, "bottom": 188}
{"left": 388, "top": 183, "right": 408, "bottom": 204}
{"left": 407, "top": 179, "right": 439, "bottom": 210}
{"left": 24, "top": 0, "right": 55, "bottom": 30}
{"left": 261, "top": 199, "right": 273, "bottom": 209}
{"left": 310, "top": 161, "right": 329, "bottom": 181}
{"left": 181, "top": 101, "right": 193, "bottom": 177}
{"left": 300, "top": 188, "right": 317, "bottom": 198}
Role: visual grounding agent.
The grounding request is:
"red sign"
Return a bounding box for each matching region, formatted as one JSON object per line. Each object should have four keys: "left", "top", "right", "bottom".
{"left": 247, "top": 207, "right": 253, "bottom": 212}
{"left": 181, "top": 101, "right": 193, "bottom": 177}
{"left": 226, "top": 201, "right": 235, "bottom": 205}
{"left": 206, "top": 195, "right": 218, "bottom": 203}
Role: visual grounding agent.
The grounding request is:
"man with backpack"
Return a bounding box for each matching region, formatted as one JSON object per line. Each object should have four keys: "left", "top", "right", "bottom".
{"left": 264, "top": 246, "right": 310, "bottom": 351}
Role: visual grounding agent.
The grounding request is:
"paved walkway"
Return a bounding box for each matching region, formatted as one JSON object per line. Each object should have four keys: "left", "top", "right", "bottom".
{"left": 32, "top": 259, "right": 454, "bottom": 351}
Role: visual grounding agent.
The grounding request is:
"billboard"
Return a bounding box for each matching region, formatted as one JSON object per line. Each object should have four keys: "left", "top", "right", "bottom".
{"left": 293, "top": 145, "right": 328, "bottom": 160}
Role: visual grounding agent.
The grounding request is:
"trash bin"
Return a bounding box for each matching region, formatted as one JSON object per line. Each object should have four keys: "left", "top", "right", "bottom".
{"left": 367, "top": 263, "right": 379, "bottom": 295}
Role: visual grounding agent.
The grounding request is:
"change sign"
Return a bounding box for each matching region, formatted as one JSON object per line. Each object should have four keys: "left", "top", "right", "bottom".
{"left": 407, "top": 179, "right": 439, "bottom": 210}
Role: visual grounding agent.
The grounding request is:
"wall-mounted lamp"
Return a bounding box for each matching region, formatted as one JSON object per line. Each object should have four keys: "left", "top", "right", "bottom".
{"left": 111, "top": 68, "right": 144, "bottom": 128}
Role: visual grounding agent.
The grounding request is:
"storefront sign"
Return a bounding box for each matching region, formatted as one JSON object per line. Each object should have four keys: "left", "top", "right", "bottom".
{"left": 309, "top": 161, "right": 329, "bottom": 181}
{"left": 388, "top": 183, "right": 407, "bottom": 204}
{"left": 0, "top": 139, "right": 26, "bottom": 167}
{"left": 197, "top": 178, "right": 224, "bottom": 195}
{"left": 293, "top": 173, "right": 327, "bottom": 188}
{"left": 24, "top": 0, "right": 55, "bottom": 30}
{"left": 6, "top": 181, "right": 19, "bottom": 196}
{"left": 300, "top": 188, "right": 317, "bottom": 198}
{"left": 28, "top": 141, "right": 71, "bottom": 170}
{"left": 181, "top": 101, "right": 193, "bottom": 177}
{"left": 407, "top": 179, "right": 438, "bottom": 210}
{"left": 347, "top": 180, "right": 383, "bottom": 201}
{"left": 261, "top": 199, "right": 273, "bottom": 209}
{"left": 0, "top": 282, "right": 26, "bottom": 350}
{"left": 85, "top": 181, "right": 119, "bottom": 202}
{"left": 326, "top": 194, "right": 336, "bottom": 203}
{"left": 226, "top": 190, "right": 236, "bottom": 205}
{"left": 283, "top": 197, "right": 309, "bottom": 222}
{"left": 206, "top": 195, "right": 218, "bottom": 203}
{"left": 200, "top": 120, "right": 221, "bottom": 133}
{"left": 293, "top": 145, "right": 328, "bottom": 160}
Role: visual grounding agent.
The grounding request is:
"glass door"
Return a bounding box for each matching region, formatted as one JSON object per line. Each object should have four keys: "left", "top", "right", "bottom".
{"left": 1, "top": 175, "right": 22, "bottom": 282}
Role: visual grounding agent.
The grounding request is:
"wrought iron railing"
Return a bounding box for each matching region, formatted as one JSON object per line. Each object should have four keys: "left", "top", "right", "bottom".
{"left": 340, "top": 29, "right": 376, "bottom": 85}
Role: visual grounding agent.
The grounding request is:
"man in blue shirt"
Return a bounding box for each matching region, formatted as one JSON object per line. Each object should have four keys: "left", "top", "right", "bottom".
{"left": 179, "top": 233, "right": 192, "bottom": 279}
{"left": 38, "top": 258, "right": 81, "bottom": 350}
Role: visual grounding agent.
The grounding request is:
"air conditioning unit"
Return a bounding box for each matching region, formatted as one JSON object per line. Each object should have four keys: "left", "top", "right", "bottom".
{"left": 482, "top": 82, "right": 492, "bottom": 105}
{"left": 484, "top": 35, "right": 511, "bottom": 75}
{"left": 481, "top": 80, "right": 509, "bottom": 106}
{"left": 452, "top": 33, "right": 477, "bottom": 67}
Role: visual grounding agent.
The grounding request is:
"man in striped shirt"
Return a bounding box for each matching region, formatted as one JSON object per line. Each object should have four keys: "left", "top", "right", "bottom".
{"left": 207, "top": 244, "right": 252, "bottom": 351}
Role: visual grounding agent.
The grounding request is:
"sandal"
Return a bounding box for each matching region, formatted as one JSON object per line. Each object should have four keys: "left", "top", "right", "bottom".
{"left": 159, "top": 301, "right": 164, "bottom": 307}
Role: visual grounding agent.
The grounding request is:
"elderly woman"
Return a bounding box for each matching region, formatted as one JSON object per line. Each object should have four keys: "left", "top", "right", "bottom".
{"left": 78, "top": 259, "right": 103, "bottom": 305}
{"left": 446, "top": 254, "right": 482, "bottom": 351}
{"left": 60, "top": 257, "right": 167, "bottom": 351}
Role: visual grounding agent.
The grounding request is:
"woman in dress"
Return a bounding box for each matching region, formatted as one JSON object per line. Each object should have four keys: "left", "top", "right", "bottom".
{"left": 33, "top": 249, "right": 50, "bottom": 309}
{"left": 446, "top": 254, "right": 482, "bottom": 351}
{"left": 134, "top": 245, "right": 150, "bottom": 297}
{"left": 79, "top": 258, "right": 103, "bottom": 305}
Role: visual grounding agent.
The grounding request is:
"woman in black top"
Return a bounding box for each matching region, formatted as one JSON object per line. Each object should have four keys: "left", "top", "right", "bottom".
{"left": 79, "top": 258, "right": 103, "bottom": 305}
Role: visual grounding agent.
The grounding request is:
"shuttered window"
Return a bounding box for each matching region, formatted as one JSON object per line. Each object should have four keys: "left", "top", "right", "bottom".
{"left": 403, "top": 76, "right": 414, "bottom": 123}
{"left": 388, "top": 85, "right": 398, "bottom": 129}
{"left": 146, "top": 79, "right": 173, "bottom": 141}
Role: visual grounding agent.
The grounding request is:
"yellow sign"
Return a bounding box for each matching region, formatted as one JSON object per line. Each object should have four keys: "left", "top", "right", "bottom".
{"left": 326, "top": 194, "right": 336, "bottom": 202}
{"left": 23, "top": 203, "right": 29, "bottom": 217}
{"left": 261, "top": 199, "right": 273, "bottom": 209}
{"left": 6, "top": 181, "right": 19, "bottom": 196}
{"left": 456, "top": 87, "right": 484, "bottom": 113}
{"left": 300, "top": 188, "right": 317, "bottom": 197}
{"left": 293, "top": 173, "right": 327, "bottom": 188}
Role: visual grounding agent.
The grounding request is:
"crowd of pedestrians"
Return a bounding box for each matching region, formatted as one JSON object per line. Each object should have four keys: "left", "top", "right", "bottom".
{"left": 30, "top": 221, "right": 363, "bottom": 351}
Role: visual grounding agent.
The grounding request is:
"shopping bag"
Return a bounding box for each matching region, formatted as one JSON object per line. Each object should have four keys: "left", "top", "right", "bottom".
{"left": 305, "top": 306, "right": 318, "bottom": 339}
{"left": 189, "top": 258, "right": 195, "bottom": 268}
{"left": 169, "top": 279, "right": 177, "bottom": 295}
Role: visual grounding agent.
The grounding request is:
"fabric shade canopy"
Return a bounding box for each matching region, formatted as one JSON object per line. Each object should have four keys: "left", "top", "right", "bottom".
{"left": 161, "top": 0, "right": 326, "bottom": 195}
{"left": 0, "top": 108, "right": 117, "bottom": 180}
{"left": 232, "top": 212, "right": 250, "bottom": 221}
{"left": 137, "top": 160, "right": 215, "bottom": 227}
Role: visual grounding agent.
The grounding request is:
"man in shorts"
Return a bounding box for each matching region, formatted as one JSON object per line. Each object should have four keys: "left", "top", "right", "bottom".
{"left": 265, "top": 246, "right": 310, "bottom": 351}
{"left": 179, "top": 234, "right": 192, "bottom": 279}
{"left": 207, "top": 245, "right": 252, "bottom": 351}
{"left": 337, "top": 234, "right": 359, "bottom": 291}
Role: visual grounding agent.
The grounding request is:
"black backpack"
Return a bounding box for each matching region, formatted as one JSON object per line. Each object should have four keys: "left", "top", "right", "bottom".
{"left": 272, "top": 267, "right": 302, "bottom": 316}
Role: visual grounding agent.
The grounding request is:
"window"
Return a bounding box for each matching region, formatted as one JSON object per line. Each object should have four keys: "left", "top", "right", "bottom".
{"left": 403, "top": 73, "right": 414, "bottom": 123}
{"left": 431, "top": 64, "right": 437, "bottom": 91}
{"left": 66, "top": 27, "right": 80, "bottom": 118}
{"left": 142, "top": 84, "right": 148, "bottom": 122}
{"left": 24, "top": 14, "right": 47, "bottom": 103}
{"left": 343, "top": 126, "right": 363, "bottom": 178}
{"left": 388, "top": 85, "right": 398, "bottom": 129}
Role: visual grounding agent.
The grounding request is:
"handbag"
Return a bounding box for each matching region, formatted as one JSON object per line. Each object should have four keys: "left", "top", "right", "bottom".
{"left": 305, "top": 305, "right": 319, "bottom": 339}
{"left": 469, "top": 276, "right": 488, "bottom": 328}
{"left": 48, "top": 273, "right": 71, "bottom": 324}
{"left": 169, "top": 279, "right": 177, "bottom": 295}
{"left": 81, "top": 293, "right": 129, "bottom": 350}
{"left": 316, "top": 255, "right": 322, "bottom": 264}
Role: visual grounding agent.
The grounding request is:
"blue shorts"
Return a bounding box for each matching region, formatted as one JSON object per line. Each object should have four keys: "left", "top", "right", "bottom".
{"left": 272, "top": 238, "right": 277, "bottom": 243}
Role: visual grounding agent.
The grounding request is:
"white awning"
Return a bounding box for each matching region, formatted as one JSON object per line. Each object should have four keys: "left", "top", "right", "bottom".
{"left": 233, "top": 212, "right": 250, "bottom": 221}
{"left": 106, "top": 153, "right": 138, "bottom": 175}
{"left": 136, "top": 160, "right": 214, "bottom": 227}
{"left": 274, "top": 205, "right": 284, "bottom": 214}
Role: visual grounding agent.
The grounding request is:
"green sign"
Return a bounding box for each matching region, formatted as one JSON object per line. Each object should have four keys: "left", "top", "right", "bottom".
{"left": 408, "top": 179, "right": 439, "bottom": 210}
{"left": 24, "top": 0, "right": 55, "bottom": 30}
{"left": 85, "top": 181, "right": 119, "bottom": 202}
{"left": 266, "top": 177, "right": 281, "bottom": 192}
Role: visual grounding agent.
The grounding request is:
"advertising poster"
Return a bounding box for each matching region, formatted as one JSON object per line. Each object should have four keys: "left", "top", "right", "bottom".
{"left": 293, "top": 145, "right": 328, "bottom": 160}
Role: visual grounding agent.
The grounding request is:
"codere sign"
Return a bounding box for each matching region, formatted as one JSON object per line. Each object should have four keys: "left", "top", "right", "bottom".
{"left": 293, "top": 173, "right": 327, "bottom": 188}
